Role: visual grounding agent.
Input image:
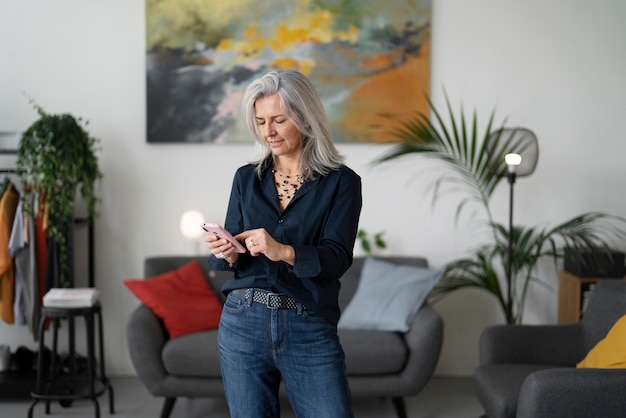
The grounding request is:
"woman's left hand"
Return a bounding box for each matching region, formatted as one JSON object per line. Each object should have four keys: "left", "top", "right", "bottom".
{"left": 235, "top": 228, "right": 295, "bottom": 265}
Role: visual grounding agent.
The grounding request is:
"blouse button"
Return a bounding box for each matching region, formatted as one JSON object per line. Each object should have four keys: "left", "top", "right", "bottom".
{"left": 278, "top": 219, "right": 284, "bottom": 223}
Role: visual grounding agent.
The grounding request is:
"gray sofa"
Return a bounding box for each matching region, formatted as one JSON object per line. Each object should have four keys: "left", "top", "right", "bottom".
{"left": 474, "top": 279, "right": 626, "bottom": 418}
{"left": 126, "top": 256, "right": 443, "bottom": 418}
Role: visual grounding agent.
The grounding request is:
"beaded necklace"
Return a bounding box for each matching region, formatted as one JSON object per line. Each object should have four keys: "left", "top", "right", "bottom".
{"left": 272, "top": 169, "right": 304, "bottom": 202}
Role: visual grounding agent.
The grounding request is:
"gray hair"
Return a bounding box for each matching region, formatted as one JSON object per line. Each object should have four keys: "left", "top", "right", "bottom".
{"left": 241, "top": 69, "right": 344, "bottom": 179}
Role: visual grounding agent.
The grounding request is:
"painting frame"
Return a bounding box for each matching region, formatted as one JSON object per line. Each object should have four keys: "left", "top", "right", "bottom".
{"left": 145, "top": 0, "right": 431, "bottom": 144}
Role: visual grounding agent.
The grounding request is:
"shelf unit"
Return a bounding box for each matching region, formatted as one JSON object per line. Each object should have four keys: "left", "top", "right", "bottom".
{"left": 0, "top": 140, "right": 95, "bottom": 398}
{"left": 558, "top": 270, "right": 626, "bottom": 324}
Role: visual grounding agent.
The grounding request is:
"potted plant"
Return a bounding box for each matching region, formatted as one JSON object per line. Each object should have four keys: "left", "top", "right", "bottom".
{"left": 357, "top": 229, "right": 387, "bottom": 255}
{"left": 16, "top": 100, "right": 103, "bottom": 288}
{"left": 376, "top": 94, "right": 625, "bottom": 324}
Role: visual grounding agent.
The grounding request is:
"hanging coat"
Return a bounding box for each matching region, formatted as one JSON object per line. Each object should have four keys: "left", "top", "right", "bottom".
{"left": 0, "top": 182, "right": 19, "bottom": 324}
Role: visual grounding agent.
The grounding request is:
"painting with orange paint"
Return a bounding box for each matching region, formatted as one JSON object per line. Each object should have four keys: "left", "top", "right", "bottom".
{"left": 145, "top": 0, "right": 431, "bottom": 143}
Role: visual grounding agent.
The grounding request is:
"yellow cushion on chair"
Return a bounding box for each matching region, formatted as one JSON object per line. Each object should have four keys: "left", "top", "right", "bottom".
{"left": 577, "top": 314, "right": 626, "bottom": 368}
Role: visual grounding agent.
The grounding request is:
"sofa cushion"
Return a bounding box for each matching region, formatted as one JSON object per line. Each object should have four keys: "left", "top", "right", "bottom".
{"left": 338, "top": 257, "right": 443, "bottom": 332}
{"left": 161, "top": 328, "right": 408, "bottom": 378}
{"left": 125, "top": 260, "right": 223, "bottom": 338}
{"left": 339, "top": 328, "right": 408, "bottom": 375}
{"left": 163, "top": 330, "right": 222, "bottom": 377}
{"left": 577, "top": 313, "right": 626, "bottom": 369}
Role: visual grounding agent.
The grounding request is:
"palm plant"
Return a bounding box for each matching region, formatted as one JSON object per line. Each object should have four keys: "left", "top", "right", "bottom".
{"left": 376, "top": 94, "right": 625, "bottom": 324}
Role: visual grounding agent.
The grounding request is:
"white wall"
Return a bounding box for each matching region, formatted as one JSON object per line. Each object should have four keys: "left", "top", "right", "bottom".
{"left": 1, "top": 0, "right": 625, "bottom": 376}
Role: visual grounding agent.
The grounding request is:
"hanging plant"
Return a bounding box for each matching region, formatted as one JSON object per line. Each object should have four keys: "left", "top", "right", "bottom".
{"left": 16, "top": 100, "right": 103, "bottom": 287}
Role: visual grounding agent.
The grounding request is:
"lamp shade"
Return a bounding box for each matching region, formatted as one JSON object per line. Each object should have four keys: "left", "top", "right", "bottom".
{"left": 486, "top": 127, "right": 539, "bottom": 177}
{"left": 180, "top": 210, "right": 205, "bottom": 240}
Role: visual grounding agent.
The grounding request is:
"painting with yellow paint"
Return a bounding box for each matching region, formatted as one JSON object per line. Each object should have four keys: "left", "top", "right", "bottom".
{"left": 146, "top": 0, "right": 431, "bottom": 143}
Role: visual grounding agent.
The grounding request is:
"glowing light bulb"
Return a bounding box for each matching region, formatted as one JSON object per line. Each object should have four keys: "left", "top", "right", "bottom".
{"left": 180, "top": 210, "right": 205, "bottom": 240}
{"left": 505, "top": 153, "right": 522, "bottom": 173}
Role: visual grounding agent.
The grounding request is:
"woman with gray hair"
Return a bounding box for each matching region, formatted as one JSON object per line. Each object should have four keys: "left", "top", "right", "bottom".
{"left": 206, "top": 69, "right": 362, "bottom": 417}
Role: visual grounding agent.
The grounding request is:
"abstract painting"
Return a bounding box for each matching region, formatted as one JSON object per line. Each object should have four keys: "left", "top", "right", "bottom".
{"left": 145, "top": 0, "right": 431, "bottom": 143}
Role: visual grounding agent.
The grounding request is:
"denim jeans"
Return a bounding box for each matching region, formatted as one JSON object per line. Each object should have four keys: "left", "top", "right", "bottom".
{"left": 218, "top": 289, "right": 354, "bottom": 418}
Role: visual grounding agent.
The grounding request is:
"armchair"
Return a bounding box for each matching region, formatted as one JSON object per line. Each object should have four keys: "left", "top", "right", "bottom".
{"left": 474, "top": 279, "right": 626, "bottom": 418}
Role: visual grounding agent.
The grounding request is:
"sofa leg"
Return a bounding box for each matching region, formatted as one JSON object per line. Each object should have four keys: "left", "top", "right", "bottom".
{"left": 392, "top": 397, "right": 407, "bottom": 418}
{"left": 160, "top": 397, "right": 177, "bottom": 418}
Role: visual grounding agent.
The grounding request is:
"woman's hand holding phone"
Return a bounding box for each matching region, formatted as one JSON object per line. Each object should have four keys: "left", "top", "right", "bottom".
{"left": 202, "top": 223, "right": 246, "bottom": 253}
{"left": 202, "top": 223, "right": 246, "bottom": 267}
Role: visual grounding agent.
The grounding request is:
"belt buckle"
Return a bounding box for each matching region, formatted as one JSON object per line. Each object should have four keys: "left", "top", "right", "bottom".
{"left": 266, "top": 293, "right": 282, "bottom": 309}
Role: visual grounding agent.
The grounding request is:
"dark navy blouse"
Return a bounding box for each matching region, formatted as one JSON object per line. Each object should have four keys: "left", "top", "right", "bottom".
{"left": 208, "top": 163, "right": 362, "bottom": 325}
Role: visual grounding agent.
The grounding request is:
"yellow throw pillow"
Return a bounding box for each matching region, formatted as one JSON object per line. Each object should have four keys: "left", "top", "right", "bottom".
{"left": 577, "top": 314, "right": 626, "bottom": 368}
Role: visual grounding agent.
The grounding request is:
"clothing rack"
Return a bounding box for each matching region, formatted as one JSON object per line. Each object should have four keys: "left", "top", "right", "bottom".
{"left": 0, "top": 144, "right": 96, "bottom": 398}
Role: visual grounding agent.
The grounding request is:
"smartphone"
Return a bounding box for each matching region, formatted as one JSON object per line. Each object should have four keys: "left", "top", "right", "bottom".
{"left": 201, "top": 223, "right": 246, "bottom": 253}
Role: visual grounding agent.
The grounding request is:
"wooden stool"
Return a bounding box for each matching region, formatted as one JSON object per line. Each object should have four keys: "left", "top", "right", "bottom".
{"left": 28, "top": 303, "right": 114, "bottom": 418}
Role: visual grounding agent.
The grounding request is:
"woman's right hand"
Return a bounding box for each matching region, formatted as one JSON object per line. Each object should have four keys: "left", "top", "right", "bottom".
{"left": 235, "top": 228, "right": 295, "bottom": 266}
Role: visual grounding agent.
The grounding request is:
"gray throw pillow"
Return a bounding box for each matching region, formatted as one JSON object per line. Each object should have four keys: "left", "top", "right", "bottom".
{"left": 338, "top": 257, "right": 444, "bottom": 332}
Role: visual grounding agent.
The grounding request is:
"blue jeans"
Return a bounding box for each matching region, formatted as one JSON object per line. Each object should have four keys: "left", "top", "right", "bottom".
{"left": 218, "top": 289, "right": 354, "bottom": 418}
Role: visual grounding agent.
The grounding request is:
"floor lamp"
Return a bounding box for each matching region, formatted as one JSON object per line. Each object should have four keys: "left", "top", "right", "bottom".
{"left": 487, "top": 128, "right": 539, "bottom": 324}
{"left": 505, "top": 153, "right": 521, "bottom": 324}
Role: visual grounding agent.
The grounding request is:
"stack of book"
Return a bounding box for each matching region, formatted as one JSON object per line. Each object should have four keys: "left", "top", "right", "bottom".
{"left": 43, "top": 288, "right": 100, "bottom": 308}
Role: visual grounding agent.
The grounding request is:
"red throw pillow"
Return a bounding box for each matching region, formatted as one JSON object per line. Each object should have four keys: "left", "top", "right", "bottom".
{"left": 124, "top": 260, "right": 222, "bottom": 338}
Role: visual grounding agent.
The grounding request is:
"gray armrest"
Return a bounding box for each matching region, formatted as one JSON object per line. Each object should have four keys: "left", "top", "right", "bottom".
{"left": 126, "top": 304, "right": 170, "bottom": 395}
{"left": 479, "top": 324, "right": 582, "bottom": 366}
{"left": 517, "top": 368, "right": 626, "bottom": 418}
{"left": 399, "top": 303, "right": 443, "bottom": 394}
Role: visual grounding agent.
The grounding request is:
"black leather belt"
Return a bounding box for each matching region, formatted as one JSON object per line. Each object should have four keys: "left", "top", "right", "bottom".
{"left": 231, "top": 288, "right": 300, "bottom": 309}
